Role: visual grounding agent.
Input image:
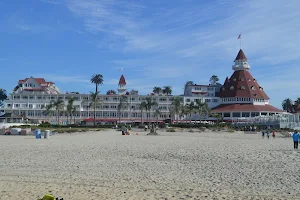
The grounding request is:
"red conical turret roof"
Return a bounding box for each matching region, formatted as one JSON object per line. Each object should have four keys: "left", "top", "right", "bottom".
{"left": 118, "top": 75, "right": 126, "bottom": 85}
{"left": 235, "top": 49, "right": 247, "bottom": 60}
{"left": 218, "top": 70, "right": 269, "bottom": 99}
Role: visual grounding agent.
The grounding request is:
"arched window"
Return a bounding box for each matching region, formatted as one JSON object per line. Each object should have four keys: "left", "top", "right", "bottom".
{"left": 233, "top": 78, "right": 237, "bottom": 81}
{"left": 230, "top": 86, "right": 234, "bottom": 90}
{"left": 241, "top": 86, "right": 245, "bottom": 90}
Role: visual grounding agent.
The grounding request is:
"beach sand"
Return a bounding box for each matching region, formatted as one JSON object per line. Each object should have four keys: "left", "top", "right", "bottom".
{"left": 0, "top": 130, "right": 299, "bottom": 200}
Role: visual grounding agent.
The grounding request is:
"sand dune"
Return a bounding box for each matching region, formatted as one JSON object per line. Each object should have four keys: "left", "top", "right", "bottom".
{"left": 0, "top": 130, "right": 299, "bottom": 200}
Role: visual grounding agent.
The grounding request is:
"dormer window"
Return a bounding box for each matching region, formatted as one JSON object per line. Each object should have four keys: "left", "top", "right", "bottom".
{"left": 230, "top": 86, "right": 234, "bottom": 90}
{"left": 233, "top": 78, "right": 236, "bottom": 81}
{"left": 259, "top": 87, "right": 263, "bottom": 90}
{"left": 253, "top": 79, "right": 256, "bottom": 82}
{"left": 251, "top": 86, "right": 256, "bottom": 90}
{"left": 248, "top": 78, "right": 251, "bottom": 81}
{"left": 240, "top": 86, "right": 245, "bottom": 90}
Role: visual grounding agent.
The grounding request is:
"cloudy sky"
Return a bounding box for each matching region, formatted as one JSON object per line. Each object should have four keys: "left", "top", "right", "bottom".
{"left": 0, "top": 0, "right": 299, "bottom": 108}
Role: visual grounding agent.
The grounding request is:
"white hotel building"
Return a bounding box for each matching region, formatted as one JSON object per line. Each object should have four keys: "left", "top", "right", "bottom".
{"left": 1, "top": 75, "right": 221, "bottom": 124}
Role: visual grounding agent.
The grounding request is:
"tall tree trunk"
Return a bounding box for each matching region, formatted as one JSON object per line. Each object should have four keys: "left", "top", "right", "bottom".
{"left": 141, "top": 110, "right": 143, "bottom": 124}
{"left": 93, "top": 105, "right": 96, "bottom": 126}
{"left": 95, "top": 84, "right": 98, "bottom": 93}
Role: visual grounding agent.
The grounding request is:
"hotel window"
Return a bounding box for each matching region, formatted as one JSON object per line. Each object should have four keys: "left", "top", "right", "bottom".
{"left": 230, "top": 86, "right": 234, "bottom": 90}
{"left": 248, "top": 78, "right": 251, "bottom": 81}
{"left": 205, "top": 99, "right": 211, "bottom": 103}
{"left": 251, "top": 86, "right": 256, "bottom": 90}
{"left": 240, "top": 86, "right": 245, "bottom": 90}
{"left": 223, "top": 113, "right": 230, "bottom": 117}
{"left": 213, "top": 99, "right": 218, "bottom": 103}
{"left": 233, "top": 78, "right": 236, "bottom": 81}
{"left": 222, "top": 88, "right": 225, "bottom": 91}
{"left": 253, "top": 79, "right": 256, "bottom": 82}
{"left": 241, "top": 78, "right": 244, "bottom": 81}
{"left": 186, "top": 99, "right": 190, "bottom": 102}
{"left": 259, "top": 87, "right": 263, "bottom": 90}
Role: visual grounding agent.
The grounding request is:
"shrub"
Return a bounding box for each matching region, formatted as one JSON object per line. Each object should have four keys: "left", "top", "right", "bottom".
{"left": 166, "top": 128, "right": 176, "bottom": 132}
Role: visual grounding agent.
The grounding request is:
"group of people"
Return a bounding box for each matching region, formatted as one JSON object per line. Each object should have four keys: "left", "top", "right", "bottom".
{"left": 261, "top": 131, "right": 276, "bottom": 139}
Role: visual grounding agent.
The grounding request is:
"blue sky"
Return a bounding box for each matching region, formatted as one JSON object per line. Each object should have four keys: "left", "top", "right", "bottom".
{"left": 0, "top": 0, "right": 299, "bottom": 108}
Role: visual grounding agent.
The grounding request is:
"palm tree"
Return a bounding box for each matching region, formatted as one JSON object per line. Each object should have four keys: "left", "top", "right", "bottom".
{"left": 91, "top": 74, "right": 103, "bottom": 93}
{"left": 106, "top": 90, "right": 116, "bottom": 95}
{"left": 66, "top": 97, "right": 76, "bottom": 124}
{"left": 185, "top": 102, "right": 196, "bottom": 124}
{"left": 282, "top": 98, "right": 294, "bottom": 112}
{"left": 90, "top": 91, "right": 101, "bottom": 126}
{"left": 153, "top": 107, "right": 162, "bottom": 125}
{"left": 163, "top": 86, "right": 172, "bottom": 96}
{"left": 118, "top": 95, "right": 128, "bottom": 124}
{"left": 0, "top": 88, "right": 7, "bottom": 107}
{"left": 179, "top": 105, "right": 188, "bottom": 123}
{"left": 153, "top": 87, "right": 162, "bottom": 94}
{"left": 145, "top": 97, "right": 158, "bottom": 123}
{"left": 44, "top": 104, "right": 55, "bottom": 123}
{"left": 213, "top": 113, "right": 222, "bottom": 125}
{"left": 171, "top": 96, "right": 182, "bottom": 121}
{"left": 138, "top": 101, "right": 147, "bottom": 124}
{"left": 72, "top": 106, "right": 77, "bottom": 124}
{"left": 49, "top": 99, "right": 65, "bottom": 125}
{"left": 195, "top": 101, "right": 210, "bottom": 122}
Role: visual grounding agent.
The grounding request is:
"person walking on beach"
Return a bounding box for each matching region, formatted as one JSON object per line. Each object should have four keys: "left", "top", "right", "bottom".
{"left": 272, "top": 131, "right": 276, "bottom": 139}
{"left": 267, "top": 131, "right": 270, "bottom": 139}
{"left": 292, "top": 131, "right": 299, "bottom": 149}
{"left": 262, "top": 131, "right": 265, "bottom": 138}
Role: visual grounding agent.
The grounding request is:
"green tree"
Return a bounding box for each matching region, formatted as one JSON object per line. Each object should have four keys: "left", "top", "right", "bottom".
{"left": 163, "top": 86, "right": 172, "bottom": 96}
{"left": 138, "top": 101, "right": 147, "bottom": 124}
{"left": 153, "top": 87, "right": 162, "bottom": 94}
{"left": 282, "top": 98, "right": 294, "bottom": 113}
{"left": 48, "top": 99, "right": 65, "bottom": 125}
{"left": 145, "top": 97, "right": 158, "bottom": 123}
{"left": 209, "top": 75, "right": 219, "bottom": 85}
{"left": 195, "top": 101, "right": 210, "bottom": 122}
{"left": 171, "top": 96, "right": 182, "bottom": 121}
{"left": 66, "top": 97, "right": 76, "bottom": 124}
{"left": 91, "top": 74, "right": 103, "bottom": 93}
{"left": 106, "top": 90, "right": 116, "bottom": 95}
{"left": 118, "top": 95, "right": 128, "bottom": 124}
{"left": 185, "top": 102, "right": 196, "bottom": 124}
{"left": 0, "top": 89, "right": 7, "bottom": 107}
{"left": 153, "top": 107, "right": 162, "bottom": 125}
{"left": 90, "top": 91, "right": 102, "bottom": 126}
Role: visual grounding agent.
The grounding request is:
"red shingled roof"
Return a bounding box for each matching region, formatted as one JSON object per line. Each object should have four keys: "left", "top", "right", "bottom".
{"left": 18, "top": 77, "right": 48, "bottom": 85}
{"left": 235, "top": 49, "right": 247, "bottom": 60}
{"left": 211, "top": 104, "right": 282, "bottom": 113}
{"left": 218, "top": 70, "right": 269, "bottom": 99}
{"left": 118, "top": 75, "right": 126, "bottom": 85}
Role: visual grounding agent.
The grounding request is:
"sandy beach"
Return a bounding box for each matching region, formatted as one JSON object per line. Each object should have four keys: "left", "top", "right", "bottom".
{"left": 0, "top": 130, "right": 299, "bottom": 200}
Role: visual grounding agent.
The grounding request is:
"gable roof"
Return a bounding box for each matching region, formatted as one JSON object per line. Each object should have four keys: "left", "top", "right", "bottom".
{"left": 218, "top": 70, "right": 269, "bottom": 99}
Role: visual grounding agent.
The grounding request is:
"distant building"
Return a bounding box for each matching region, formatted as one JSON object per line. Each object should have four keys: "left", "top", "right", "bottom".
{"left": 3, "top": 75, "right": 174, "bottom": 124}
{"left": 211, "top": 49, "right": 282, "bottom": 119}
{"left": 183, "top": 84, "right": 221, "bottom": 109}
{"left": 14, "top": 77, "right": 60, "bottom": 94}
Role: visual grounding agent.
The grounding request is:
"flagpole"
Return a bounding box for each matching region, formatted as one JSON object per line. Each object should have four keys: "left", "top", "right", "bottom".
{"left": 240, "top": 38, "right": 241, "bottom": 49}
